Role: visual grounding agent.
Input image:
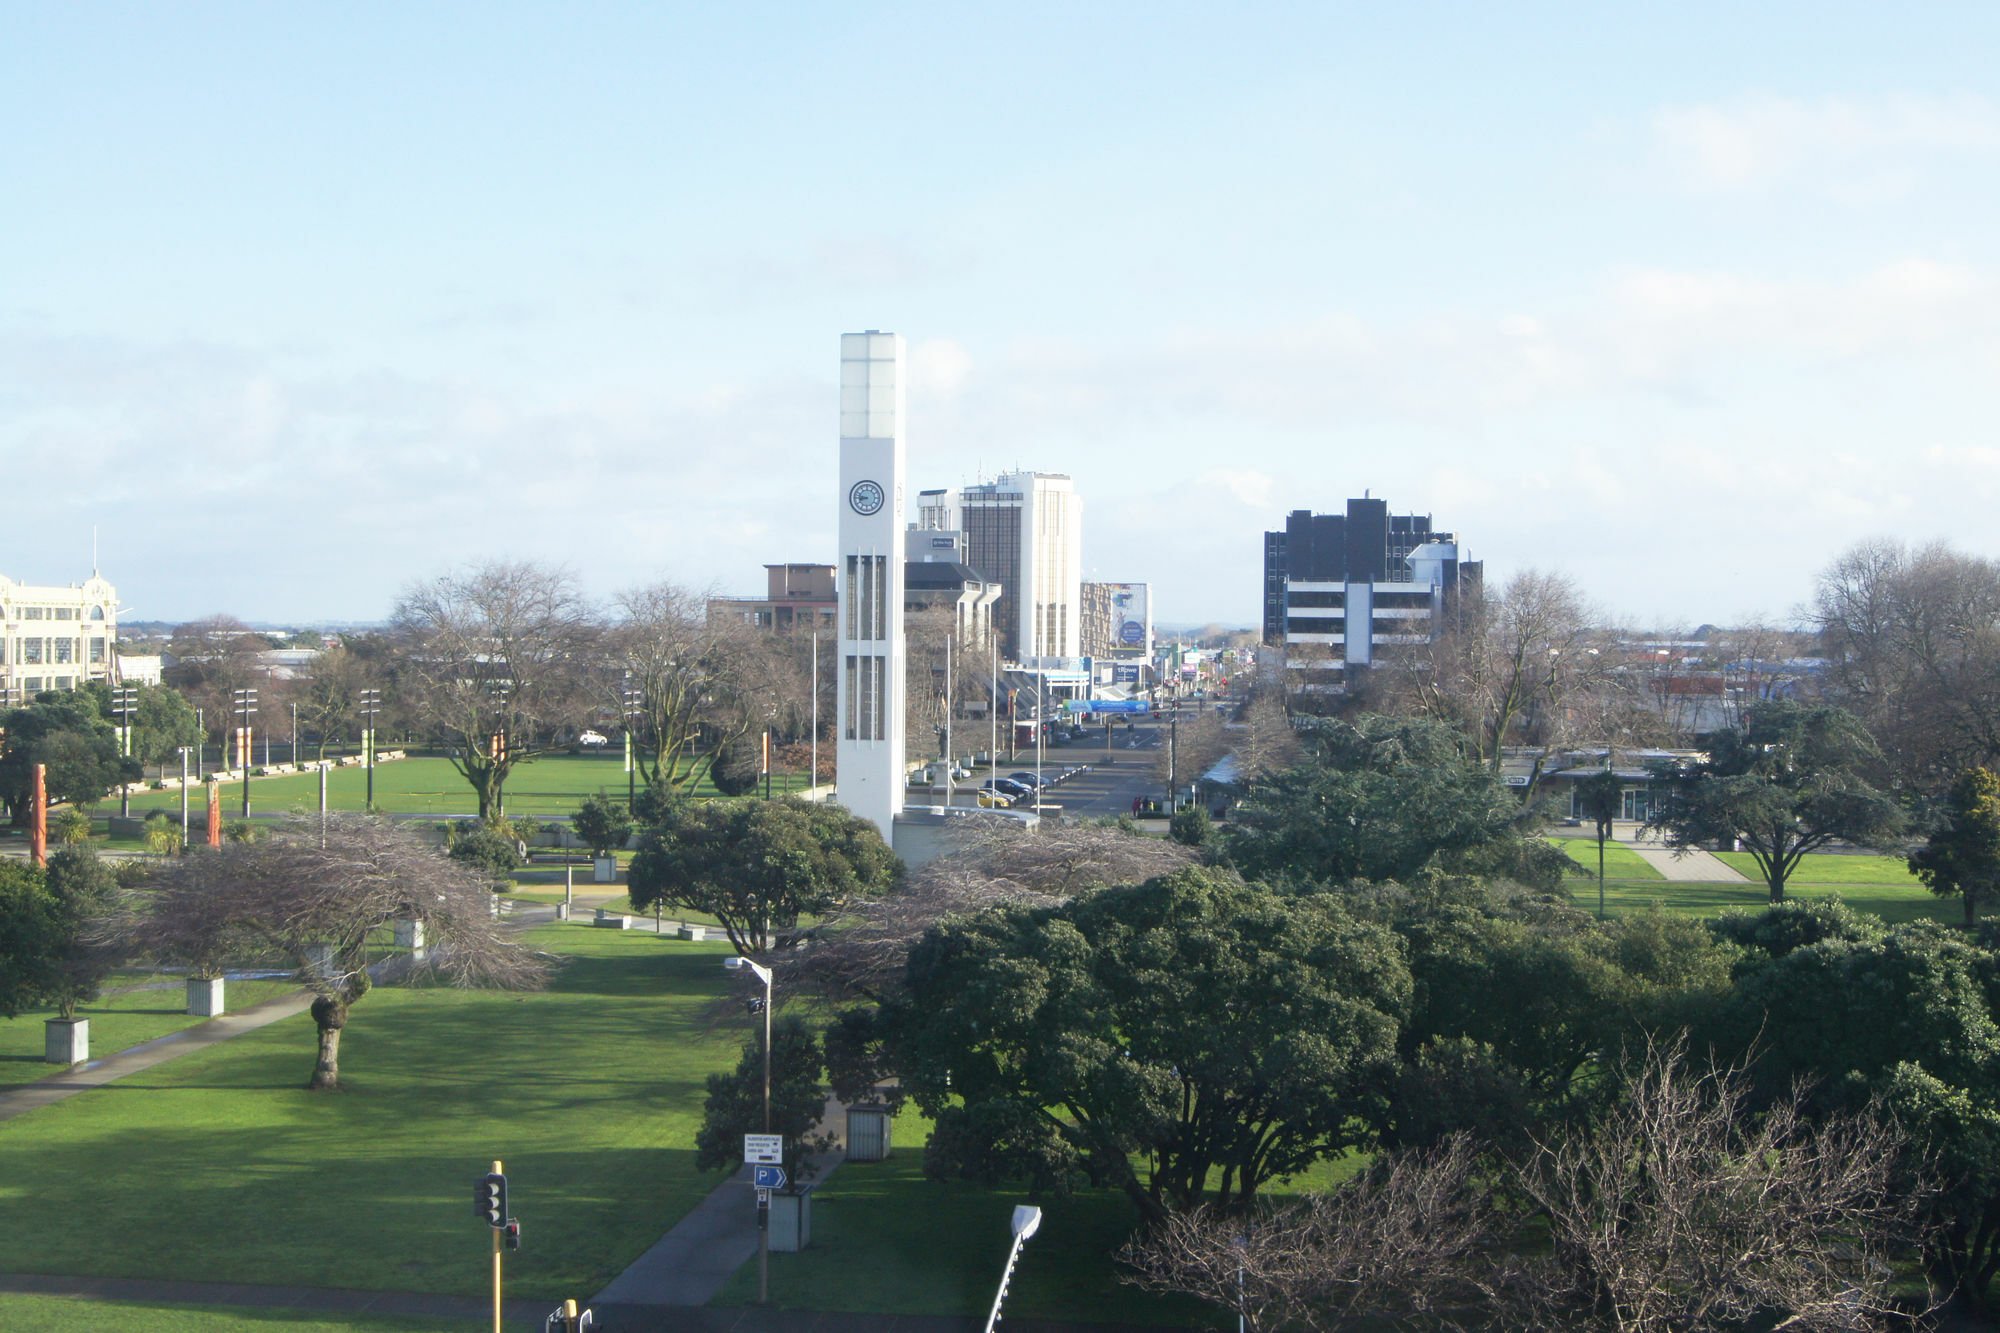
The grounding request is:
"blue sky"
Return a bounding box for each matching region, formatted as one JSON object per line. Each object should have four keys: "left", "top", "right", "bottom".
{"left": 7, "top": 3, "right": 2000, "bottom": 627}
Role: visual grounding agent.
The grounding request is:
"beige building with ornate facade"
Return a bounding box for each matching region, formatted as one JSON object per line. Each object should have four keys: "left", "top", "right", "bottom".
{"left": 0, "top": 571, "right": 119, "bottom": 704}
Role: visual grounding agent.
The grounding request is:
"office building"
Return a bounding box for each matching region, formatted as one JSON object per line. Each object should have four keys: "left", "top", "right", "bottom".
{"left": 916, "top": 471, "right": 1080, "bottom": 664}
{"left": 0, "top": 571, "right": 119, "bottom": 705}
{"left": 707, "top": 564, "right": 839, "bottom": 633}
{"left": 836, "top": 331, "right": 908, "bottom": 840}
{"left": 1262, "top": 499, "right": 1480, "bottom": 697}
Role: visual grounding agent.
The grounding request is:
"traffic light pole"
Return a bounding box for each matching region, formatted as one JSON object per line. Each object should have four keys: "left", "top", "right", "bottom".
{"left": 492, "top": 1159, "right": 504, "bottom": 1333}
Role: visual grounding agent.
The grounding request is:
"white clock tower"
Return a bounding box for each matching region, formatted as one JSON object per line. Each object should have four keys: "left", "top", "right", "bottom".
{"left": 835, "top": 331, "right": 907, "bottom": 840}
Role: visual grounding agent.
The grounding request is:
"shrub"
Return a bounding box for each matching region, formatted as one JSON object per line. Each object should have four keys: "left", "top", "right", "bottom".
{"left": 1169, "top": 805, "right": 1214, "bottom": 847}
{"left": 448, "top": 821, "right": 525, "bottom": 886}
{"left": 50, "top": 808, "right": 93, "bottom": 845}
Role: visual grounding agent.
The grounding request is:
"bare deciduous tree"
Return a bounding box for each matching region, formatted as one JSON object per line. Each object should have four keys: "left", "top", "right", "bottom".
{"left": 391, "top": 561, "right": 599, "bottom": 817}
{"left": 615, "top": 580, "right": 784, "bottom": 796}
{"left": 1512, "top": 1042, "right": 1931, "bottom": 1332}
{"left": 1123, "top": 1134, "right": 1495, "bottom": 1333}
{"left": 132, "top": 815, "right": 549, "bottom": 1089}
{"left": 790, "top": 819, "right": 1196, "bottom": 1004}
{"left": 1816, "top": 539, "right": 2000, "bottom": 791}
{"left": 1391, "top": 570, "right": 1612, "bottom": 787}
{"left": 1124, "top": 1042, "right": 1932, "bottom": 1333}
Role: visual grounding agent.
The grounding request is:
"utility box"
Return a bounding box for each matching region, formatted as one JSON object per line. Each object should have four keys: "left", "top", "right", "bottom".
{"left": 593, "top": 856, "right": 616, "bottom": 883}
{"left": 769, "top": 1188, "right": 813, "bottom": 1252}
{"left": 846, "top": 1106, "right": 893, "bottom": 1162}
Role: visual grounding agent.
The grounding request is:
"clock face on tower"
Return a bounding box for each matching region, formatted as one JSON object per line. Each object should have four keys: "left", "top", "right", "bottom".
{"left": 848, "top": 480, "right": 885, "bottom": 516}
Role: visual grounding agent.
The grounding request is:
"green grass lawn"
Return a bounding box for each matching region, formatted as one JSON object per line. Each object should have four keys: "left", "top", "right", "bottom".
{"left": 1711, "top": 851, "right": 1912, "bottom": 885}
{"left": 1550, "top": 838, "right": 1665, "bottom": 879}
{"left": 113, "top": 754, "right": 814, "bottom": 820}
{"left": 0, "top": 975, "right": 298, "bottom": 1088}
{"left": 0, "top": 1294, "right": 461, "bottom": 1333}
{"left": 0, "top": 926, "right": 744, "bottom": 1304}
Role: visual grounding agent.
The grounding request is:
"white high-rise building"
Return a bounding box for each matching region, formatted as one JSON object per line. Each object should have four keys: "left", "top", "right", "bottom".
{"left": 835, "top": 332, "right": 908, "bottom": 840}
{"left": 916, "top": 471, "right": 1081, "bottom": 665}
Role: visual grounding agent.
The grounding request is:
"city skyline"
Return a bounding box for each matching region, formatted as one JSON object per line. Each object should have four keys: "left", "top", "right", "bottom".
{"left": 7, "top": 4, "right": 2000, "bottom": 627}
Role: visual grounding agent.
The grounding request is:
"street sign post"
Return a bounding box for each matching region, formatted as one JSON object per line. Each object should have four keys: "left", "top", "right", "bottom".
{"left": 753, "top": 1165, "right": 787, "bottom": 1190}
{"left": 743, "top": 1134, "right": 783, "bottom": 1165}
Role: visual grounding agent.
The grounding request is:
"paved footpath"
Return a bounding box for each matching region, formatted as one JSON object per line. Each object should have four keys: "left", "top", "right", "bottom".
{"left": 1628, "top": 845, "right": 1751, "bottom": 882}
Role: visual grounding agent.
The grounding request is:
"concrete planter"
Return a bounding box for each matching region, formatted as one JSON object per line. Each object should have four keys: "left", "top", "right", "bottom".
{"left": 393, "top": 919, "right": 427, "bottom": 959}
{"left": 186, "top": 977, "right": 225, "bottom": 1017}
{"left": 593, "top": 856, "right": 616, "bottom": 884}
{"left": 769, "top": 1190, "right": 813, "bottom": 1253}
{"left": 594, "top": 910, "right": 634, "bottom": 930}
{"left": 45, "top": 1018, "right": 88, "bottom": 1065}
{"left": 554, "top": 902, "right": 571, "bottom": 921}
{"left": 677, "top": 924, "right": 708, "bottom": 941}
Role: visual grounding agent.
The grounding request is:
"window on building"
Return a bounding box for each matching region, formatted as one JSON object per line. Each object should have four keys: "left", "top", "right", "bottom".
{"left": 22, "top": 607, "right": 43, "bottom": 620}
{"left": 54, "top": 607, "right": 75, "bottom": 621}
{"left": 91, "top": 606, "right": 105, "bottom": 620}
{"left": 54, "top": 639, "right": 74, "bottom": 664}
{"left": 55, "top": 676, "right": 73, "bottom": 690}
{"left": 22, "top": 638, "right": 43, "bottom": 664}
{"left": 24, "top": 677, "right": 43, "bottom": 692}
{"left": 89, "top": 639, "right": 105, "bottom": 663}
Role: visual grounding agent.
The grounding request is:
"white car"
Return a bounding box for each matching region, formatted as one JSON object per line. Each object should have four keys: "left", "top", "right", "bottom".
{"left": 577, "top": 730, "right": 610, "bottom": 747}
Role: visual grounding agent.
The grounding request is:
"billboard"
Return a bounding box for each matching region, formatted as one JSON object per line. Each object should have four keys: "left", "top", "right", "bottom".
{"left": 1101, "top": 582, "right": 1151, "bottom": 657}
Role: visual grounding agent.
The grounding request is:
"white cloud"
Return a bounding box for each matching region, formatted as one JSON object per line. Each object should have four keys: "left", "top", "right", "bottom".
{"left": 1650, "top": 93, "right": 2000, "bottom": 195}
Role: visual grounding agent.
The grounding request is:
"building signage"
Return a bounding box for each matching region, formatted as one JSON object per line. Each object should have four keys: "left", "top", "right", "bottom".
{"left": 743, "top": 1134, "right": 784, "bottom": 1165}
{"left": 1068, "top": 699, "right": 1149, "bottom": 714}
{"left": 1118, "top": 620, "right": 1145, "bottom": 646}
{"left": 753, "top": 1165, "right": 787, "bottom": 1190}
{"left": 1113, "top": 665, "right": 1141, "bottom": 683}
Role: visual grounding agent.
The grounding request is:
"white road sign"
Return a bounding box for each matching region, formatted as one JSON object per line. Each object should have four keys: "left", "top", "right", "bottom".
{"left": 743, "top": 1133, "right": 783, "bottom": 1165}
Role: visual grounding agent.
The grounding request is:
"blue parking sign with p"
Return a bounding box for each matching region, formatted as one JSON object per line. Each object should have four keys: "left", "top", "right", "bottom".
{"left": 753, "top": 1165, "right": 786, "bottom": 1190}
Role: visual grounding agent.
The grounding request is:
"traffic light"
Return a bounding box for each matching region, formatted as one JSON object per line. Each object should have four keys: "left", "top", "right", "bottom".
{"left": 505, "top": 1219, "right": 523, "bottom": 1251}
{"left": 475, "top": 1172, "right": 507, "bottom": 1227}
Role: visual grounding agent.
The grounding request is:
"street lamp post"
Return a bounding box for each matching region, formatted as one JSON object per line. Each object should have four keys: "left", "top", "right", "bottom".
{"left": 113, "top": 685, "right": 137, "bottom": 816}
{"left": 982, "top": 1205, "right": 1044, "bottom": 1333}
{"left": 359, "top": 689, "right": 381, "bottom": 813}
{"left": 178, "top": 746, "right": 191, "bottom": 844}
{"left": 724, "top": 956, "right": 774, "bottom": 1305}
{"left": 233, "top": 688, "right": 258, "bottom": 818}
{"left": 622, "top": 679, "right": 642, "bottom": 811}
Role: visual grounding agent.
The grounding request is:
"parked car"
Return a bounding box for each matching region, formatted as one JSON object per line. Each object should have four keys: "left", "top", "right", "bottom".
{"left": 1007, "top": 772, "right": 1046, "bottom": 791}
{"left": 982, "top": 778, "right": 1032, "bottom": 800}
{"left": 577, "top": 730, "right": 610, "bottom": 747}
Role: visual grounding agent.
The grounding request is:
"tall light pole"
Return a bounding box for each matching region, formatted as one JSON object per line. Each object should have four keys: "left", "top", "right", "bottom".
{"left": 724, "top": 956, "right": 774, "bottom": 1305}
{"left": 290, "top": 701, "right": 298, "bottom": 766}
{"left": 196, "top": 706, "right": 204, "bottom": 780}
{"left": 809, "top": 636, "right": 818, "bottom": 798}
{"left": 113, "top": 684, "right": 137, "bottom": 816}
{"left": 982, "top": 1205, "right": 1043, "bottom": 1333}
{"left": 233, "top": 688, "right": 257, "bottom": 818}
{"left": 622, "top": 677, "right": 642, "bottom": 810}
{"left": 178, "top": 746, "right": 191, "bottom": 844}
{"left": 359, "top": 688, "right": 381, "bottom": 813}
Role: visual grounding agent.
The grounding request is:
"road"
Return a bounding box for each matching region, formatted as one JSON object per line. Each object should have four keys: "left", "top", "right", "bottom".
{"left": 936, "top": 720, "right": 1187, "bottom": 820}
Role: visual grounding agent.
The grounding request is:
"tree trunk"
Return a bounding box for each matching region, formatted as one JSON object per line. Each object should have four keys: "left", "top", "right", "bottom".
{"left": 309, "top": 995, "right": 348, "bottom": 1090}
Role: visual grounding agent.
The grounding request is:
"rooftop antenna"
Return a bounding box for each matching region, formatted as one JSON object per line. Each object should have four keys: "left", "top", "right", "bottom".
{"left": 91, "top": 526, "right": 98, "bottom": 576}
